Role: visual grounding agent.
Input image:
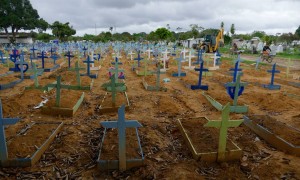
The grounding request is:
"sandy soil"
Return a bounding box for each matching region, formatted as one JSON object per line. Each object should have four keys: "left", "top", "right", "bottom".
{"left": 0, "top": 49, "right": 299, "bottom": 179}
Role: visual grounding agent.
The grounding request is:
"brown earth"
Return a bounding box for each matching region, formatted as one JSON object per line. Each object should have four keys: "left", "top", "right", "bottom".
{"left": 0, "top": 49, "right": 299, "bottom": 179}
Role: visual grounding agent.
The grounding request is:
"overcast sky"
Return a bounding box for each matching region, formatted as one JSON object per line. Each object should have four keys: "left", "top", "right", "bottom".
{"left": 30, "top": 0, "right": 300, "bottom": 36}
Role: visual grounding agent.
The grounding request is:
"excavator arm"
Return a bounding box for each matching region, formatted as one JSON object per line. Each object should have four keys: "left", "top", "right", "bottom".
{"left": 213, "top": 27, "right": 224, "bottom": 51}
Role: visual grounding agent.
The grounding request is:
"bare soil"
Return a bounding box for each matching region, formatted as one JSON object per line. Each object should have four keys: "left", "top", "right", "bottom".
{"left": 0, "top": 50, "right": 299, "bottom": 179}
{"left": 100, "top": 128, "right": 140, "bottom": 160}
{"left": 180, "top": 117, "right": 238, "bottom": 152}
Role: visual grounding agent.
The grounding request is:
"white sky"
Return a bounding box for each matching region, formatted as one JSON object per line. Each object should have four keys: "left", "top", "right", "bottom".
{"left": 30, "top": 0, "right": 300, "bottom": 36}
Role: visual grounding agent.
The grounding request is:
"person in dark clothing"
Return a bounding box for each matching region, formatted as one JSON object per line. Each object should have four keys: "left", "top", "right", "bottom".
{"left": 262, "top": 45, "right": 271, "bottom": 55}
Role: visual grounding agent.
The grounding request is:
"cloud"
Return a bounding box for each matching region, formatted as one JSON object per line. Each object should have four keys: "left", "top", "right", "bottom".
{"left": 30, "top": 0, "right": 300, "bottom": 36}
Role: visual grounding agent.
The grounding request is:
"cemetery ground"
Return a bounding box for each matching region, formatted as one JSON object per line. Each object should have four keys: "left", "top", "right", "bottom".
{"left": 0, "top": 51, "right": 300, "bottom": 179}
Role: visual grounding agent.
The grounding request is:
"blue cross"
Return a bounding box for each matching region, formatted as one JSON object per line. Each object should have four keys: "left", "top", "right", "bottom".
{"left": 30, "top": 46, "right": 38, "bottom": 58}
{"left": 38, "top": 51, "right": 48, "bottom": 69}
{"left": 172, "top": 53, "right": 186, "bottom": 77}
{"left": 230, "top": 61, "right": 243, "bottom": 82}
{"left": 15, "top": 54, "right": 29, "bottom": 79}
{"left": 9, "top": 49, "right": 20, "bottom": 63}
{"left": 50, "top": 54, "right": 59, "bottom": 65}
{"left": 191, "top": 61, "right": 209, "bottom": 90}
{"left": 64, "top": 51, "right": 74, "bottom": 68}
{"left": 193, "top": 49, "right": 204, "bottom": 65}
{"left": 263, "top": 63, "right": 281, "bottom": 90}
{"left": 134, "top": 50, "right": 143, "bottom": 67}
{"left": 81, "top": 56, "right": 97, "bottom": 78}
{"left": 82, "top": 46, "right": 88, "bottom": 57}
{"left": 50, "top": 47, "right": 56, "bottom": 56}
{"left": 0, "top": 99, "right": 20, "bottom": 161}
{"left": 100, "top": 105, "right": 142, "bottom": 171}
{"left": 172, "top": 45, "right": 177, "bottom": 56}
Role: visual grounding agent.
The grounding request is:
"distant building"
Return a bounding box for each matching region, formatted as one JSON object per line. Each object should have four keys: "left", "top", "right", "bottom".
{"left": 0, "top": 33, "right": 33, "bottom": 44}
{"left": 182, "top": 38, "right": 204, "bottom": 48}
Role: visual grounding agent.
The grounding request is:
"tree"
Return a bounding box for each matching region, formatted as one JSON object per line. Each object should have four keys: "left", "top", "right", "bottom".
{"left": 37, "top": 18, "right": 49, "bottom": 33}
{"left": 83, "top": 34, "right": 95, "bottom": 41}
{"left": 224, "top": 32, "right": 231, "bottom": 45}
{"left": 51, "top": 21, "right": 76, "bottom": 41}
{"left": 230, "top": 24, "right": 235, "bottom": 37}
{"left": 0, "top": 0, "right": 48, "bottom": 43}
{"left": 295, "top": 25, "right": 300, "bottom": 39}
{"left": 251, "top": 31, "right": 266, "bottom": 39}
{"left": 189, "top": 24, "right": 204, "bottom": 38}
{"left": 154, "top": 27, "right": 173, "bottom": 41}
{"left": 221, "top": 22, "right": 224, "bottom": 28}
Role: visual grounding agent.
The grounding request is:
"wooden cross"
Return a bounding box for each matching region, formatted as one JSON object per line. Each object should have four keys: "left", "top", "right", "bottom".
{"left": 69, "top": 61, "right": 85, "bottom": 86}
{"left": 64, "top": 51, "right": 74, "bottom": 68}
{"left": 204, "top": 103, "right": 243, "bottom": 161}
{"left": 47, "top": 76, "right": 72, "bottom": 107}
{"left": 109, "top": 57, "right": 124, "bottom": 83}
{"left": 0, "top": 99, "right": 20, "bottom": 161}
{"left": 100, "top": 105, "right": 142, "bottom": 171}
{"left": 37, "top": 51, "right": 48, "bottom": 69}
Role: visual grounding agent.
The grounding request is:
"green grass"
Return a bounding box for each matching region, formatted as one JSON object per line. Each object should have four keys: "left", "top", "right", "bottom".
{"left": 275, "top": 52, "right": 300, "bottom": 60}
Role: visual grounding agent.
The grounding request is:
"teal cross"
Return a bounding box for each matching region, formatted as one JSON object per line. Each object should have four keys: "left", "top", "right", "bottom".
{"left": 100, "top": 105, "right": 142, "bottom": 170}
{"left": 204, "top": 103, "right": 243, "bottom": 161}
{"left": 0, "top": 99, "right": 20, "bottom": 161}
{"left": 69, "top": 61, "right": 85, "bottom": 86}
{"left": 139, "top": 58, "right": 152, "bottom": 76}
{"left": 109, "top": 57, "right": 124, "bottom": 83}
{"left": 47, "top": 76, "right": 72, "bottom": 107}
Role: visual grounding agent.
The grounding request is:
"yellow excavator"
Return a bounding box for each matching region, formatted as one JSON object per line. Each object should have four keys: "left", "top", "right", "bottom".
{"left": 199, "top": 28, "right": 224, "bottom": 53}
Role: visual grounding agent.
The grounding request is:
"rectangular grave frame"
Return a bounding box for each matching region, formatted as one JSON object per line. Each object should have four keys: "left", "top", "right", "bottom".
{"left": 177, "top": 117, "right": 242, "bottom": 162}
{"left": 0, "top": 79, "right": 23, "bottom": 90}
{"left": 97, "top": 92, "right": 130, "bottom": 114}
{"left": 0, "top": 71, "right": 14, "bottom": 77}
{"left": 38, "top": 64, "right": 60, "bottom": 72}
{"left": 97, "top": 127, "right": 144, "bottom": 170}
{"left": 202, "top": 92, "right": 248, "bottom": 113}
{"left": 67, "top": 79, "right": 94, "bottom": 90}
{"left": 41, "top": 92, "right": 84, "bottom": 117}
{"left": 142, "top": 77, "right": 167, "bottom": 91}
{"left": 15, "top": 69, "right": 44, "bottom": 79}
{"left": 243, "top": 115, "right": 300, "bottom": 156}
{"left": 0, "top": 122, "right": 63, "bottom": 167}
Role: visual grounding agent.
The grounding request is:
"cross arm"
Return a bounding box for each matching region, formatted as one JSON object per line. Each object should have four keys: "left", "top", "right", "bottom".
{"left": 227, "top": 119, "right": 244, "bottom": 127}
{"left": 125, "top": 120, "right": 142, "bottom": 128}
{"left": 204, "top": 120, "right": 221, "bottom": 128}
{"left": 194, "top": 68, "right": 209, "bottom": 72}
{"left": 225, "top": 82, "right": 248, "bottom": 87}
{"left": 267, "top": 70, "right": 280, "bottom": 73}
{"left": 101, "top": 121, "right": 118, "bottom": 128}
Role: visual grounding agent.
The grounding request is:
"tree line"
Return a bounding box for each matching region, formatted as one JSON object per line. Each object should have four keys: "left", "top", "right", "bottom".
{"left": 1, "top": 0, "right": 300, "bottom": 45}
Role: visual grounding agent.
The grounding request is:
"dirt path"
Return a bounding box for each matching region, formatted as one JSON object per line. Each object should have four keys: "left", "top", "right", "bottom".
{"left": 223, "top": 53, "right": 300, "bottom": 70}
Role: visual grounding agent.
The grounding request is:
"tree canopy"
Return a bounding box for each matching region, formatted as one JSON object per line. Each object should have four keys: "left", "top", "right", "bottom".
{"left": 154, "top": 28, "right": 173, "bottom": 41}
{"left": 51, "top": 21, "right": 76, "bottom": 41}
{"left": 0, "top": 0, "right": 48, "bottom": 43}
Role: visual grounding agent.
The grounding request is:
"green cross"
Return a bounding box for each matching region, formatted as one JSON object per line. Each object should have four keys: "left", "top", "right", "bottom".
{"left": 204, "top": 103, "right": 243, "bottom": 161}
{"left": 30, "top": 62, "right": 44, "bottom": 88}
{"left": 69, "top": 61, "right": 85, "bottom": 86}
{"left": 47, "top": 76, "right": 71, "bottom": 107}
{"left": 110, "top": 75, "right": 117, "bottom": 106}
{"left": 139, "top": 58, "right": 152, "bottom": 76}
{"left": 109, "top": 58, "right": 124, "bottom": 83}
